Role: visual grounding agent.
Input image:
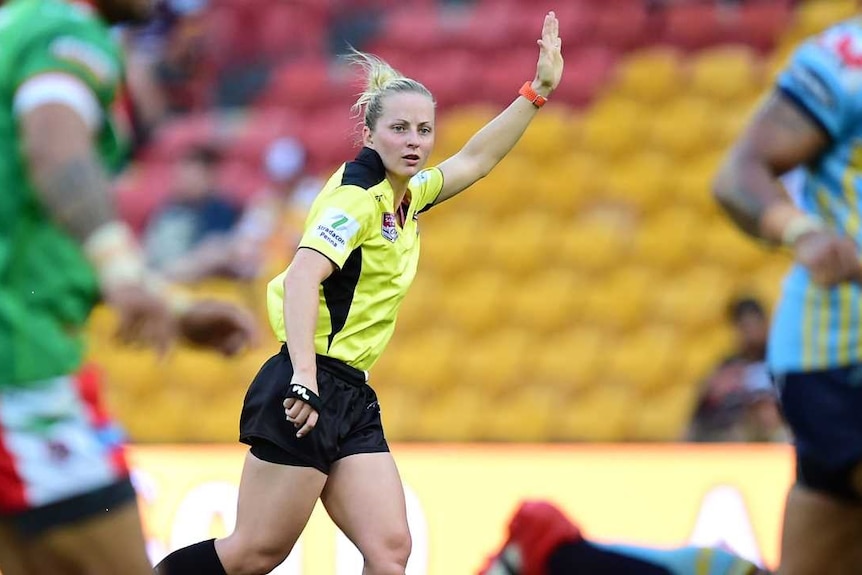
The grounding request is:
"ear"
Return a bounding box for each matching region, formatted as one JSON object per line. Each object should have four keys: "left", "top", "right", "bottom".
{"left": 362, "top": 125, "right": 373, "bottom": 148}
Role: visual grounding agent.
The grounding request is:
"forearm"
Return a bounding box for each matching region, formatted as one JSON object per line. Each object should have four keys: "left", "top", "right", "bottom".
{"left": 458, "top": 83, "right": 546, "bottom": 175}
{"left": 282, "top": 268, "right": 321, "bottom": 385}
{"left": 713, "top": 153, "right": 807, "bottom": 244}
{"left": 30, "top": 152, "right": 115, "bottom": 242}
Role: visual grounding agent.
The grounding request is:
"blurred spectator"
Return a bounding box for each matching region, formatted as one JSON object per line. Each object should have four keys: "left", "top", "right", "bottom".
{"left": 143, "top": 144, "right": 241, "bottom": 281}
{"left": 687, "top": 296, "right": 789, "bottom": 443}
{"left": 210, "top": 137, "right": 321, "bottom": 281}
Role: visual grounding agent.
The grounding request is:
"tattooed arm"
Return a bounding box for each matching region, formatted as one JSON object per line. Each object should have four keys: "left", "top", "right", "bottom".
{"left": 712, "top": 91, "right": 829, "bottom": 243}
{"left": 20, "top": 102, "right": 114, "bottom": 241}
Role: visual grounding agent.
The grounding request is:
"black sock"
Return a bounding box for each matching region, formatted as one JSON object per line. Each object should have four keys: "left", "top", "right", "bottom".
{"left": 547, "top": 541, "right": 673, "bottom": 575}
{"left": 154, "top": 539, "right": 227, "bottom": 575}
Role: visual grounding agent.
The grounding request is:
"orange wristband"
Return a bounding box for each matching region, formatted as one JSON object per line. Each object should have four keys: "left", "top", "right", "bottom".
{"left": 519, "top": 81, "right": 547, "bottom": 108}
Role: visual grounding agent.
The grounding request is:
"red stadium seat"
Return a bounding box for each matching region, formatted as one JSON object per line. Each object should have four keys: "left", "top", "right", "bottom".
{"left": 256, "top": 57, "right": 333, "bottom": 112}
{"left": 662, "top": 3, "right": 721, "bottom": 51}
{"left": 551, "top": 46, "right": 616, "bottom": 107}
{"left": 116, "top": 163, "right": 174, "bottom": 234}
{"left": 257, "top": 3, "right": 328, "bottom": 61}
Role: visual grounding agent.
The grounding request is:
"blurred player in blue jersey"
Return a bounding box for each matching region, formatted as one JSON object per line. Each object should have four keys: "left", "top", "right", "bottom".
{"left": 479, "top": 500, "right": 768, "bottom": 575}
{"left": 713, "top": 18, "right": 862, "bottom": 575}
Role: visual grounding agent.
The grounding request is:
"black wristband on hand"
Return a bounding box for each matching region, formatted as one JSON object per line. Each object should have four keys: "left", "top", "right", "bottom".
{"left": 286, "top": 383, "right": 323, "bottom": 412}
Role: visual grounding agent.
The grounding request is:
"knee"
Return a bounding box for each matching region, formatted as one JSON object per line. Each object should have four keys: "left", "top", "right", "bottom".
{"left": 363, "top": 529, "right": 412, "bottom": 575}
{"left": 218, "top": 535, "right": 292, "bottom": 575}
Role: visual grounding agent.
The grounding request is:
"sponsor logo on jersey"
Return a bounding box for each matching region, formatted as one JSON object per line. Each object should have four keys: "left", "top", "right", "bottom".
{"left": 313, "top": 207, "right": 360, "bottom": 252}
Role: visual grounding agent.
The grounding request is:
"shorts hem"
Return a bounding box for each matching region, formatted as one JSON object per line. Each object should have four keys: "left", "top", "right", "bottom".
{"left": 334, "top": 445, "right": 391, "bottom": 464}
{"left": 5, "top": 477, "right": 136, "bottom": 536}
{"left": 240, "top": 434, "right": 330, "bottom": 475}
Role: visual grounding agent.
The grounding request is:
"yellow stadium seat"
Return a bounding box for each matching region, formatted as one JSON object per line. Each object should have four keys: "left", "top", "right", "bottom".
{"left": 460, "top": 328, "right": 531, "bottom": 392}
{"left": 580, "top": 266, "right": 655, "bottom": 332}
{"left": 485, "top": 211, "right": 557, "bottom": 276}
{"left": 413, "top": 387, "right": 486, "bottom": 441}
{"left": 419, "top": 212, "right": 486, "bottom": 278}
{"left": 558, "top": 213, "right": 632, "bottom": 275}
{"left": 527, "top": 328, "right": 606, "bottom": 393}
{"left": 122, "top": 387, "right": 195, "bottom": 442}
{"left": 184, "top": 386, "right": 247, "bottom": 442}
{"left": 793, "top": 0, "right": 857, "bottom": 38}
{"left": 687, "top": 45, "right": 764, "bottom": 104}
{"left": 434, "top": 105, "right": 498, "bottom": 159}
{"left": 610, "top": 47, "right": 685, "bottom": 105}
{"left": 514, "top": 107, "right": 578, "bottom": 162}
{"left": 629, "top": 384, "right": 698, "bottom": 441}
{"left": 648, "top": 97, "right": 718, "bottom": 159}
{"left": 632, "top": 207, "right": 701, "bottom": 270}
{"left": 382, "top": 327, "right": 463, "bottom": 394}
{"left": 508, "top": 270, "right": 585, "bottom": 334}
{"left": 550, "top": 385, "right": 632, "bottom": 441}
{"left": 392, "top": 274, "right": 442, "bottom": 337}
{"left": 580, "top": 97, "right": 647, "bottom": 159}
{"left": 602, "top": 152, "right": 672, "bottom": 215}
{"left": 479, "top": 387, "right": 558, "bottom": 442}
{"left": 669, "top": 152, "right": 723, "bottom": 215}
{"left": 438, "top": 270, "right": 511, "bottom": 335}
{"left": 604, "top": 326, "right": 681, "bottom": 395}
{"left": 650, "top": 264, "right": 735, "bottom": 330}
{"left": 528, "top": 151, "right": 605, "bottom": 216}
{"left": 701, "top": 218, "right": 769, "bottom": 272}
{"left": 376, "top": 387, "right": 424, "bottom": 441}
{"left": 165, "top": 348, "right": 236, "bottom": 394}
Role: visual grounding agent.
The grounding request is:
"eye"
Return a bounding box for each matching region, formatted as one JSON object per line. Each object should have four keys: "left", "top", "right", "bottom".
{"left": 392, "top": 125, "right": 406, "bottom": 133}
{"left": 420, "top": 126, "right": 433, "bottom": 135}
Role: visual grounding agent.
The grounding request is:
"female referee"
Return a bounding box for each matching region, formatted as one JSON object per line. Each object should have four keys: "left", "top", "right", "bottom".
{"left": 155, "top": 11, "right": 564, "bottom": 575}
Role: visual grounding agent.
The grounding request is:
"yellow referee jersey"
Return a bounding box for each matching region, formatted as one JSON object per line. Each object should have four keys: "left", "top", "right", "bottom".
{"left": 267, "top": 147, "right": 444, "bottom": 370}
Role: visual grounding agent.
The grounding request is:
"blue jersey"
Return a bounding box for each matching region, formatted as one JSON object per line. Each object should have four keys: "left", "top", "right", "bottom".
{"left": 596, "top": 543, "right": 760, "bottom": 575}
{"left": 770, "top": 18, "right": 862, "bottom": 373}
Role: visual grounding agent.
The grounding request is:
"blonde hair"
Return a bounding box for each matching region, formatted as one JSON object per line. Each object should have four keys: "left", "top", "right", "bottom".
{"left": 346, "top": 50, "right": 434, "bottom": 130}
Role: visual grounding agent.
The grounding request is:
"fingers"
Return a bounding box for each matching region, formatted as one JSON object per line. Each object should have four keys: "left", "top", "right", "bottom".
{"left": 283, "top": 398, "right": 319, "bottom": 438}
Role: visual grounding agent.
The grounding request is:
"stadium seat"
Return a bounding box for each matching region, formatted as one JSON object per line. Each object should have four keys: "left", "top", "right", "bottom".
{"left": 725, "top": 2, "right": 793, "bottom": 52}
{"left": 701, "top": 218, "right": 769, "bottom": 272}
{"left": 579, "top": 96, "right": 645, "bottom": 159}
{"left": 413, "top": 387, "right": 485, "bottom": 442}
{"left": 527, "top": 151, "right": 604, "bottom": 216}
{"left": 419, "top": 212, "right": 487, "bottom": 278}
{"left": 580, "top": 266, "right": 655, "bottom": 332}
{"left": 668, "top": 152, "right": 723, "bottom": 216}
{"left": 438, "top": 271, "right": 512, "bottom": 335}
{"left": 610, "top": 47, "right": 684, "bottom": 105}
{"left": 376, "top": 5, "right": 444, "bottom": 54}
{"left": 558, "top": 213, "right": 632, "bottom": 275}
{"left": 604, "top": 326, "right": 681, "bottom": 395}
{"left": 647, "top": 97, "right": 717, "bottom": 159}
{"left": 592, "top": 0, "right": 651, "bottom": 51}
{"left": 632, "top": 207, "right": 701, "bottom": 271}
{"left": 116, "top": 162, "right": 174, "bottom": 234}
{"left": 662, "top": 3, "right": 722, "bottom": 50}
{"left": 434, "top": 105, "right": 497, "bottom": 159}
{"left": 551, "top": 46, "right": 617, "bottom": 107}
{"left": 650, "top": 264, "right": 734, "bottom": 331}
{"left": 528, "top": 327, "right": 606, "bottom": 393}
{"left": 602, "top": 152, "right": 671, "bottom": 215}
{"left": 485, "top": 211, "right": 558, "bottom": 276}
{"left": 793, "top": 0, "right": 857, "bottom": 38}
{"left": 256, "top": 3, "right": 327, "bottom": 61}
{"left": 514, "top": 107, "right": 577, "bottom": 162}
{"left": 480, "top": 48, "right": 546, "bottom": 106}
{"left": 479, "top": 387, "right": 558, "bottom": 442}
{"left": 508, "top": 270, "right": 585, "bottom": 334}
{"left": 459, "top": 328, "right": 531, "bottom": 392}
{"left": 629, "top": 385, "right": 697, "bottom": 441}
{"left": 551, "top": 385, "right": 632, "bottom": 441}
{"left": 382, "top": 328, "right": 463, "bottom": 394}
{"left": 687, "top": 45, "right": 764, "bottom": 105}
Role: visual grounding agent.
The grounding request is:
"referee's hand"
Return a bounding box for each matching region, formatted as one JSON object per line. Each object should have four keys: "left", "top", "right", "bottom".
{"left": 284, "top": 382, "right": 319, "bottom": 438}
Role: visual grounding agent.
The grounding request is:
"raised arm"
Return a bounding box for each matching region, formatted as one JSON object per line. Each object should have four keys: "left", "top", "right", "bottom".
{"left": 433, "top": 11, "right": 564, "bottom": 205}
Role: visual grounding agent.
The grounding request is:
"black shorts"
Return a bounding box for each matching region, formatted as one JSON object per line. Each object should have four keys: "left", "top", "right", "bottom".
{"left": 776, "top": 366, "right": 862, "bottom": 501}
{"left": 239, "top": 345, "right": 388, "bottom": 474}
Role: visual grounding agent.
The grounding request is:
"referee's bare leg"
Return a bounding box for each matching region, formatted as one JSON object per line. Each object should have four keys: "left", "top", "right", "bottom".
{"left": 212, "top": 451, "right": 327, "bottom": 575}
{"left": 322, "top": 452, "right": 411, "bottom": 575}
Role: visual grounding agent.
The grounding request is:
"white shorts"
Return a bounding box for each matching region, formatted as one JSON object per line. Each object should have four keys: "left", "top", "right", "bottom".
{"left": 0, "top": 365, "right": 129, "bottom": 516}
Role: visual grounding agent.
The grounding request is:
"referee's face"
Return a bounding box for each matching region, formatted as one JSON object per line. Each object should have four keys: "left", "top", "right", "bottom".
{"left": 364, "top": 91, "right": 435, "bottom": 182}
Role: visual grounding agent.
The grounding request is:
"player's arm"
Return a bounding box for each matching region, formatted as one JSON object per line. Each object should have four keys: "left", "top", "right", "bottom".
{"left": 712, "top": 91, "right": 829, "bottom": 244}
{"left": 434, "top": 11, "right": 563, "bottom": 205}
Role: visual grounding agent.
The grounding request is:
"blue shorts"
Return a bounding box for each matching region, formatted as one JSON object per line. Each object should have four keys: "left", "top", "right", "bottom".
{"left": 776, "top": 365, "right": 862, "bottom": 501}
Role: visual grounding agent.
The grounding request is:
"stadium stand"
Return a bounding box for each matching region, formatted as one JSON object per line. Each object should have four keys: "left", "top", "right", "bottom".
{"left": 93, "top": 0, "right": 835, "bottom": 443}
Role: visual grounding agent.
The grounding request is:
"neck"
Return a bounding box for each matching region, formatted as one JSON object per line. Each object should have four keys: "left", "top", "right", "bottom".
{"left": 387, "top": 175, "right": 409, "bottom": 204}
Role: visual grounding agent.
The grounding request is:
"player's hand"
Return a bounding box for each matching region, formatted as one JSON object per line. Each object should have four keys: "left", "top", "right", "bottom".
{"left": 792, "top": 230, "right": 862, "bottom": 287}
{"left": 534, "top": 11, "right": 564, "bottom": 94}
{"left": 105, "top": 284, "right": 177, "bottom": 356}
{"left": 284, "top": 380, "right": 320, "bottom": 439}
{"left": 177, "top": 299, "right": 259, "bottom": 356}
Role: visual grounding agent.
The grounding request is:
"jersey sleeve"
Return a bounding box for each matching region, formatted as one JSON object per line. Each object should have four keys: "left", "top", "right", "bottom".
{"left": 298, "top": 186, "right": 377, "bottom": 268}
{"left": 776, "top": 27, "right": 862, "bottom": 139}
{"left": 410, "top": 167, "right": 445, "bottom": 213}
{"left": 13, "top": 23, "right": 121, "bottom": 111}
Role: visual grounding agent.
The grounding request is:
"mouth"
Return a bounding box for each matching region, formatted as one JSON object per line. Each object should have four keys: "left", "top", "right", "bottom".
{"left": 403, "top": 154, "right": 420, "bottom": 164}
